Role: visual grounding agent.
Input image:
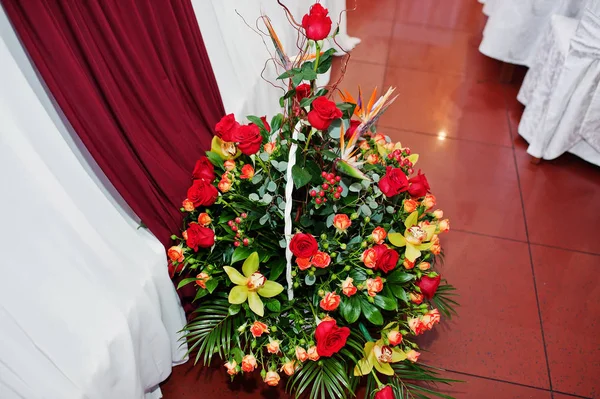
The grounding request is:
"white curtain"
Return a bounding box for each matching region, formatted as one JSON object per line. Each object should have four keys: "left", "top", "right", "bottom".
{"left": 0, "top": 6, "right": 187, "bottom": 399}
{"left": 193, "top": 0, "right": 359, "bottom": 119}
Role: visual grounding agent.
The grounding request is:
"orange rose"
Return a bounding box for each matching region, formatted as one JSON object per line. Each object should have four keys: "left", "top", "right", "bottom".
{"left": 387, "top": 330, "right": 403, "bottom": 346}
{"left": 384, "top": 142, "right": 395, "bottom": 153}
{"left": 438, "top": 219, "right": 450, "bottom": 233}
{"left": 312, "top": 251, "right": 331, "bottom": 268}
{"left": 241, "top": 354, "right": 257, "bottom": 372}
{"left": 198, "top": 212, "right": 212, "bottom": 226}
{"left": 296, "top": 257, "right": 312, "bottom": 270}
{"left": 409, "top": 292, "right": 424, "bottom": 304}
{"left": 403, "top": 198, "right": 418, "bottom": 213}
{"left": 182, "top": 199, "right": 195, "bottom": 212}
{"left": 250, "top": 321, "right": 269, "bottom": 337}
{"left": 366, "top": 277, "right": 384, "bottom": 297}
{"left": 406, "top": 350, "right": 421, "bottom": 363}
{"left": 408, "top": 318, "right": 427, "bottom": 335}
{"left": 224, "top": 160, "right": 236, "bottom": 171}
{"left": 264, "top": 371, "right": 280, "bottom": 386}
{"left": 218, "top": 179, "right": 232, "bottom": 193}
{"left": 295, "top": 346, "right": 308, "bottom": 362}
{"left": 307, "top": 346, "right": 320, "bottom": 361}
{"left": 266, "top": 340, "right": 280, "bottom": 354}
{"left": 432, "top": 209, "right": 444, "bottom": 219}
{"left": 362, "top": 248, "right": 377, "bottom": 268}
{"left": 224, "top": 360, "right": 238, "bottom": 376}
{"left": 240, "top": 164, "right": 255, "bottom": 179}
{"left": 359, "top": 140, "right": 370, "bottom": 150}
{"left": 167, "top": 246, "right": 184, "bottom": 263}
{"left": 403, "top": 259, "right": 415, "bottom": 269}
{"left": 366, "top": 153, "right": 380, "bottom": 164}
{"left": 422, "top": 309, "right": 441, "bottom": 330}
{"left": 333, "top": 214, "right": 351, "bottom": 232}
{"left": 372, "top": 133, "right": 387, "bottom": 145}
{"left": 264, "top": 142, "right": 277, "bottom": 155}
{"left": 371, "top": 227, "right": 387, "bottom": 244}
{"left": 195, "top": 272, "right": 210, "bottom": 289}
{"left": 418, "top": 262, "right": 431, "bottom": 271}
{"left": 281, "top": 360, "right": 297, "bottom": 376}
{"left": 341, "top": 277, "right": 357, "bottom": 297}
{"left": 320, "top": 292, "right": 341, "bottom": 311}
{"left": 422, "top": 194, "right": 436, "bottom": 210}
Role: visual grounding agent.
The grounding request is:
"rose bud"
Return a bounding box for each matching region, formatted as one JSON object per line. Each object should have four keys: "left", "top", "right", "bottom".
{"left": 319, "top": 292, "right": 341, "bottom": 311}
{"left": 240, "top": 164, "right": 255, "bottom": 180}
{"left": 266, "top": 339, "right": 280, "bottom": 354}
{"left": 432, "top": 209, "right": 444, "bottom": 219}
{"left": 361, "top": 248, "right": 378, "bottom": 269}
{"left": 341, "top": 277, "right": 357, "bottom": 297}
{"left": 250, "top": 321, "right": 269, "bottom": 337}
{"left": 403, "top": 198, "right": 418, "bottom": 213}
{"left": 406, "top": 349, "right": 421, "bottom": 363}
{"left": 422, "top": 309, "right": 441, "bottom": 330}
{"left": 408, "top": 171, "right": 430, "bottom": 198}
{"left": 302, "top": 3, "right": 332, "bottom": 41}
{"left": 307, "top": 346, "right": 320, "bottom": 361}
{"left": 263, "top": 371, "right": 281, "bottom": 386}
{"left": 182, "top": 198, "right": 195, "bottom": 212}
{"left": 281, "top": 360, "right": 297, "bottom": 376}
{"left": 418, "top": 262, "right": 431, "bottom": 271}
{"left": 403, "top": 259, "right": 415, "bottom": 270}
{"left": 422, "top": 194, "right": 436, "bottom": 210}
{"left": 264, "top": 142, "right": 277, "bottom": 154}
{"left": 371, "top": 227, "right": 387, "bottom": 244}
{"left": 372, "top": 133, "right": 387, "bottom": 145}
{"left": 359, "top": 140, "right": 371, "bottom": 150}
{"left": 408, "top": 318, "right": 427, "bottom": 336}
{"left": 241, "top": 354, "right": 257, "bottom": 372}
{"left": 416, "top": 275, "right": 442, "bottom": 299}
{"left": 387, "top": 330, "right": 403, "bottom": 346}
{"left": 218, "top": 179, "right": 232, "bottom": 193}
{"left": 195, "top": 272, "right": 210, "bottom": 289}
{"left": 409, "top": 292, "right": 424, "bottom": 304}
{"left": 374, "top": 385, "right": 394, "bottom": 399}
{"left": 333, "top": 214, "right": 352, "bottom": 232}
{"left": 295, "top": 346, "right": 308, "bottom": 362}
{"left": 438, "top": 219, "right": 450, "bottom": 233}
{"left": 296, "top": 257, "right": 312, "bottom": 270}
{"left": 312, "top": 251, "right": 331, "bottom": 268}
{"left": 198, "top": 212, "right": 212, "bottom": 226}
{"left": 366, "top": 277, "right": 384, "bottom": 297}
{"left": 167, "top": 246, "right": 184, "bottom": 263}
{"left": 224, "top": 159, "right": 236, "bottom": 171}
{"left": 366, "top": 153, "right": 380, "bottom": 164}
{"left": 224, "top": 360, "right": 238, "bottom": 376}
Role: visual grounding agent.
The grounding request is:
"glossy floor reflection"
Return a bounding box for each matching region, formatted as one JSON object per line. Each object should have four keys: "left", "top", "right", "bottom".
{"left": 161, "top": 1, "right": 600, "bottom": 398}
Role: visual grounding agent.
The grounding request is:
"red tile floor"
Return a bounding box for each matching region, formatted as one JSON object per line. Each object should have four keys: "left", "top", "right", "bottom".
{"left": 161, "top": 0, "right": 600, "bottom": 397}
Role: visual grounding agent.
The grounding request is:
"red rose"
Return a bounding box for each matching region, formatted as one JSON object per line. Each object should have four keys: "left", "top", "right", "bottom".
{"left": 378, "top": 167, "right": 409, "bottom": 197}
{"left": 375, "top": 246, "right": 399, "bottom": 273}
{"left": 259, "top": 116, "right": 271, "bottom": 132}
{"left": 408, "top": 170, "right": 430, "bottom": 198}
{"left": 374, "top": 385, "right": 395, "bottom": 399}
{"left": 344, "top": 120, "right": 361, "bottom": 140}
{"left": 302, "top": 3, "right": 332, "bottom": 41}
{"left": 185, "top": 223, "right": 215, "bottom": 251}
{"left": 416, "top": 275, "right": 441, "bottom": 299}
{"left": 296, "top": 83, "right": 312, "bottom": 101}
{"left": 191, "top": 156, "right": 215, "bottom": 181}
{"left": 215, "top": 113, "right": 239, "bottom": 142}
{"left": 315, "top": 320, "right": 350, "bottom": 357}
{"left": 290, "top": 233, "right": 319, "bottom": 258}
{"left": 235, "top": 124, "right": 263, "bottom": 155}
{"left": 307, "top": 96, "right": 343, "bottom": 130}
{"left": 187, "top": 179, "right": 218, "bottom": 207}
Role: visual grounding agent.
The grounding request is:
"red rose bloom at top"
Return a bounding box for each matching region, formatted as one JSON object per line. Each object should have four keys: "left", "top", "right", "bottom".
{"left": 192, "top": 156, "right": 215, "bottom": 181}
{"left": 185, "top": 223, "right": 215, "bottom": 251}
{"left": 290, "top": 233, "right": 319, "bottom": 258}
{"left": 379, "top": 167, "right": 409, "bottom": 197}
{"left": 235, "top": 124, "right": 263, "bottom": 155}
{"left": 187, "top": 179, "right": 218, "bottom": 207}
{"left": 215, "top": 113, "right": 239, "bottom": 142}
{"left": 408, "top": 170, "right": 430, "bottom": 198}
{"left": 302, "top": 4, "right": 332, "bottom": 41}
{"left": 308, "top": 96, "right": 343, "bottom": 130}
{"left": 417, "top": 275, "right": 441, "bottom": 299}
{"left": 259, "top": 116, "right": 271, "bottom": 132}
{"left": 295, "top": 83, "right": 312, "bottom": 101}
{"left": 374, "top": 385, "right": 394, "bottom": 399}
{"left": 315, "top": 319, "right": 350, "bottom": 357}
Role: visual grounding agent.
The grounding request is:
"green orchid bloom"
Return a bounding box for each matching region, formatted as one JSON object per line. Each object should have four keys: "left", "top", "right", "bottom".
{"left": 223, "top": 252, "right": 284, "bottom": 317}
{"left": 353, "top": 339, "right": 407, "bottom": 376}
{"left": 388, "top": 211, "right": 437, "bottom": 262}
{"left": 211, "top": 136, "right": 241, "bottom": 160}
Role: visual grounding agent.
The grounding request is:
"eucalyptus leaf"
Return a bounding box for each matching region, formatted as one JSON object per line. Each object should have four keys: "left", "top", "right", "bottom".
{"left": 305, "top": 274, "right": 317, "bottom": 286}
{"left": 261, "top": 193, "right": 273, "bottom": 204}
{"left": 349, "top": 183, "right": 362, "bottom": 192}
{"left": 259, "top": 152, "right": 270, "bottom": 161}
{"left": 251, "top": 174, "right": 263, "bottom": 184}
{"left": 267, "top": 181, "right": 277, "bottom": 192}
{"left": 259, "top": 214, "right": 270, "bottom": 225}
{"left": 249, "top": 193, "right": 260, "bottom": 202}
{"left": 326, "top": 214, "right": 335, "bottom": 227}
{"left": 275, "top": 161, "right": 288, "bottom": 172}
{"left": 360, "top": 204, "right": 372, "bottom": 216}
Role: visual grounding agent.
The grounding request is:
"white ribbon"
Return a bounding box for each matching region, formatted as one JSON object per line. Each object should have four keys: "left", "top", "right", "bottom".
{"left": 283, "top": 121, "right": 304, "bottom": 301}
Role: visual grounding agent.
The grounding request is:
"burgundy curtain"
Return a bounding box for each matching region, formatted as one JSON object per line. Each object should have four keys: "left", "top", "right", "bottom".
{"left": 2, "top": 0, "right": 224, "bottom": 246}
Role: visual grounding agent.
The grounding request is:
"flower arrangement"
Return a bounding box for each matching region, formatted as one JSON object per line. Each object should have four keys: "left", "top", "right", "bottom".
{"left": 169, "top": 3, "right": 457, "bottom": 398}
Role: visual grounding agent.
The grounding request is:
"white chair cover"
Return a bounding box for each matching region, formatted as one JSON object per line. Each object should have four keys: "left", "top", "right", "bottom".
{"left": 479, "top": 0, "right": 587, "bottom": 66}
{"left": 517, "top": 2, "right": 600, "bottom": 165}
{"left": 0, "top": 5, "right": 187, "bottom": 398}
{"left": 192, "top": 0, "right": 360, "bottom": 120}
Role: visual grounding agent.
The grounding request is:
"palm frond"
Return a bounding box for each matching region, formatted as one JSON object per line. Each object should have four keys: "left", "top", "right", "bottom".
{"left": 287, "top": 356, "right": 353, "bottom": 399}
{"left": 431, "top": 283, "right": 459, "bottom": 318}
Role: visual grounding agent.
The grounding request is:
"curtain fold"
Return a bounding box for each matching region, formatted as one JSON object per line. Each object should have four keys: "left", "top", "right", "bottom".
{"left": 1, "top": 0, "right": 225, "bottom": 246}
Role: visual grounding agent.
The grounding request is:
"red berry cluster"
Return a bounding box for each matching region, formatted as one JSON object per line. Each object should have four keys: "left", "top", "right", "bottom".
{"left": 387, "top": 147, "right": 414, "bottom": 175}
{"left": 227, "top": 212, "right": 250, "bottom": 247}
{"left": 309, "top": 172, "right": 343, "bottom": 205}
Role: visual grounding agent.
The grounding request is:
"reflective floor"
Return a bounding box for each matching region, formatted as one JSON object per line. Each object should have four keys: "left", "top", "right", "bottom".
{"left": 161, "top": 1, "right": 600, "bottom": 398}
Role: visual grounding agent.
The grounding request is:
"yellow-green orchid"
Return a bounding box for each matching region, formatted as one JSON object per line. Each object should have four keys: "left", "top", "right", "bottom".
{"left": 223, "top": 252, "right": 284, "bottom": 317}
{"left": 388, "top": 211, "right": 437, "bottom": 263}
{"left": 353, "top": 339, "right": 407, "bottom": 376}
{"left": 211, "top": 136, "right": 241, "bottom": 160}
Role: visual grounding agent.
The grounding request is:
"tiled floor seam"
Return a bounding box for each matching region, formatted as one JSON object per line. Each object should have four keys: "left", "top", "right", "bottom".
{"left": 504, "top": 89, "right": 555, "bottom": 392}
{"left": 378, "top": 125, "right": 514, "bottom": 149}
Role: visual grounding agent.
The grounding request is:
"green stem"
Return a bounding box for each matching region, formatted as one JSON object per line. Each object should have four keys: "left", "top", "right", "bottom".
{"left": 313, "top": 41, "right": 321, "bottom": 72}
{"left": 303, "top": 127, "right": 315, "bottom": 152}
{"left": 371, "top": 370, "right": 384, "bottom": 388}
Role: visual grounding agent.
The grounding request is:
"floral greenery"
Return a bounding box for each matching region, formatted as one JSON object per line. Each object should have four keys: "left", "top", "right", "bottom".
{"left": 169, "top": 3, "right": 457, "bottom": 398}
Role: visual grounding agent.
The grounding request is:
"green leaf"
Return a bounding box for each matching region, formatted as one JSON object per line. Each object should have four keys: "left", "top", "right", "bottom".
{"left": 177, "top": 277, "right": 197, "bottom": 290}
{"left": 349, "top": 183, "right": 362, "bottom": 192}
{"left": 373, "top": 294, "right": 397, "bottom": 311}
{"left": 340, "top": 295, "right": 361, "bottom": 323}
{"left": 193, "top": 288, "right": 208, "bottom": 302}
{"left": 299, "top": 96, "right": 317, "bottom": 108}
{"left": 266, "top": 299, "right": 281, "bottom": 313}
{"left": 267, "top": 181, "right": 277, "bottom": 192}
{"left": 292, "top": 165, "right": 312, "bottom": 188}
{"left": 360, "top": 297, "right": 383, "bottom": 325}
{"left": 228, "top": 304, "right": 241, "bottom": 315}
{"left": 387, "top": 270, "right": 415, "bottom": 284}
{"left": 205, "top": 277, "right": 218, "bottom": 294}
{"left": 269, "top": 257, "right": 286, "bottom": 280}
{"left": 205, "top": 151, "right": 224, "bottom": 168}
{"left": 392, "top": 286, "right": 409, "bottom": 303}
{"left": 246, "top": 115, "right": 266, "bottom": 131}
{"left": 231, "top": 246, "right": 254, "bottom": 264}
{"left": 271, "top": 113, "right": 283, "bottom": 132}
{"left": 322, "top": 150, "right": 338, "bottom": 160}
{"left": 277, "top": 67, "right": 301, "bottom": 80}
